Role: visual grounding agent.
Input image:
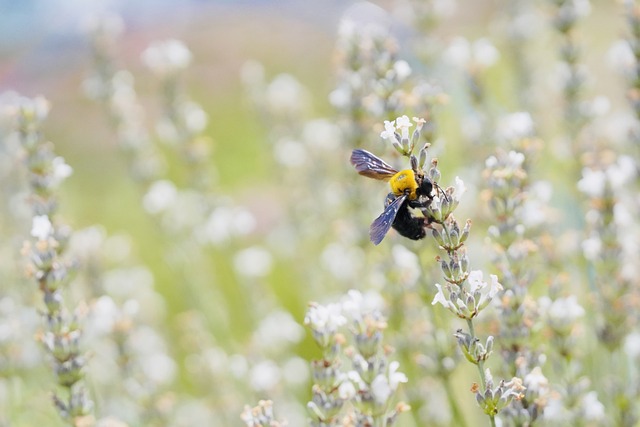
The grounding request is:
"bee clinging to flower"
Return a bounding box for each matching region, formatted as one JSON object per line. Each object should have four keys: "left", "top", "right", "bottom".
{"left": 350, "top": 116, "right": 451, "bottom": 245}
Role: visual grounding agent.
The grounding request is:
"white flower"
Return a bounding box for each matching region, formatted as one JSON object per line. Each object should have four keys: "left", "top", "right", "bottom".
{"left": 142, "top": 180, "right": 177, "bottom": 214}
{"left": 141, "top": 39, "right": 192, "bottom": 77}
{"left": 607, "top": 39, "right": 635, "bottom": 74}
{"left": 182, "top": 101, "right": 208, "bottom": 134}
{"left": 582, "top": 235, "right": 601, "bottom": 261}
{"left": 304, "top": 303, "right": 346, "bottom": 336}
{"left": 473, "top": 38, "right": 499, "bottom": 67}
{"left": 274, "top": 138, "right": 308, "bottom": 167}
{"left": 523, "top": 367, "right": 548, "bottom": 395}
{"left": 380, "top": 120, "right": 396, "bottom": 140}
{"left": 395, "top": 115, "right": 412, "bottom": 140}
{"left": 393, "top": 60, "right": 412, "bottom": 81}
{"left": 142, "top": 352, "right": 176, "bottom": 385}
{"left": 540, "top": 295, "right": 585, "bottom": 334}
{"left": 432, "top": 284, "right": 453, "bottom": 310}
{"left": 338, "top": 379, "right": 356, "bottom": 400}
{"left": 90, "top": 296, "right": 119, "bottom": 335}
{"left": 454, "top": 176, "right": 466, "bottom": 200}
{"left": 445, "top": 37, "right": 471, "bottom": 67}
{"left": 371, "top": 361, "right": 408, "bottom": 405}
{"left": 497, "top": 112, "right": 534, "bottom": 141}
{"left": 341, "top": 289, "right": 384, "bottom": 322}
{"left": 265, "top": 73, "right": 309, "bottom": 116}
{"left": 580, "top": 391, "right": 605, "bottom": 421}
{"left": 606, "top": 155, "right": 635, "bottom": 189}
{"left": 51, "top": 156, "right": 73, "bottom": 185}
{"left": 346, "top": 370, "right": 367, "bottom": 390}
{"left": 329, "top": 86, "right": 350, "bottom": 110}
{"left": 543, "top": 394, "right": 570, "bottom": 422}
{"left": 577, "top": 168, "right": 606, "bottom": 198}
{"left": 200, "top": 205, "right": 256, "bottom": 245}
{"left": 249, "top": 360, "right": 281, "bottom": 391}
{"left": 371, "top": 374, "right": 392, "bottom": 405}
{"left": 18, "top": 96, "right": 50, "bottom": 122}
{"left": 234, "top": 246, "right": 272, "bottom": 278}
{"left": 253, "top": 310, "right": 303, "bottom": 349}
{"left": 388, "top": 360, "right": 408, "bottom": 389}
{"left": 468, "top": 270, "right": 503, "bottom": 310}
{"left": 624, "top": 332, "right": 640, "bottom": 359}
{"left": 31, "top": 215, "right": 53, "bottom": 241}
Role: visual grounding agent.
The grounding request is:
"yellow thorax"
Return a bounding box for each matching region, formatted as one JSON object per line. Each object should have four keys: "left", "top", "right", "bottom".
{"left": 390, "top": 169, "right": 418, "bottom": 200}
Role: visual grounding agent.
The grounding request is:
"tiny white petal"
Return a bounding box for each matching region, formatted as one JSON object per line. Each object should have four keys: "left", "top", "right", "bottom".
{"left": 31, "top": 215, "right": 53, "bottom": 241}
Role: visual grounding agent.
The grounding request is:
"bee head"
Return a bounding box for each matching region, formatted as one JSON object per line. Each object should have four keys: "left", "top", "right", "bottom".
{"left": 416, "top": 175, "right": 434, "bottom": 200}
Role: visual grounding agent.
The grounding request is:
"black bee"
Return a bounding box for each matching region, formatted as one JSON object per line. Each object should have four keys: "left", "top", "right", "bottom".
{"left": 350, "top": 149, "right": 435, "bottom": 245}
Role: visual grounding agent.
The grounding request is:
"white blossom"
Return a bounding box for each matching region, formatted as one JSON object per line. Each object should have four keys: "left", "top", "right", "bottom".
{"left": 341, "top": 289, "right": 385, "bottom": 324}
{"left": 607, "top": 39, "right": 635, "bottom": 74}
{"left": 393, "top": 60, "right": 412, "bottom": 81}
{"left": 304, "top": 303, "right": 346, "bottom": 337}
{"left": 253, "top": 309, "right": 303, "bottom": 349}
{"left": 468, "top": 270, "right": 503, "bottom": 309}
{"left": 497, "top": 112, "right": 534, "bottom": 141}
{"left": 31, "top": 215, "right": 53, "bottom": 241}
{"left": 395, "top": 115, "right": 412, "bottom": 140}
{"left": 51, "top": 156, "right": 73, "bottom": 185}
{"left": 143, "top": 180, "right": 177, "bottom": 214}
{"left": 523, "top": 367, "right": 549, "bottom": 395}
{"left": 624, "top": 332, "right": 640, "bottom": 359}
{"left": 580, "top": 391, "right": 605, "bottom": 421}
{"left": 540, "top": 295, "right": 584, "bottom": 334}
{"left": 141, "top": 39, "right": 192, "bottom": 77}
{"left": 473, "top": 38, "right": 500, "bottom": 67}
{"left": 234, "top": 246, "right": 273, "bottom": 278}
{"left": 582, "top": 235, "right": 601, "bottom": 261}
{"left": 380, "top": 119, "right": 396, "bottom": 140}
{"left": 338, "top": 379, "right": 356, "bottom": 400}
{"left": 577, "top": 168, "right": 606, "bottom": 198}
{"left": 371, "top": 361, "right": 407, "bottom": 405}
{"left": 249, "top": 360, "right": 281, "bottom": 391}
{"left": 454, "top": 176, "right": 467, "bottom": 201}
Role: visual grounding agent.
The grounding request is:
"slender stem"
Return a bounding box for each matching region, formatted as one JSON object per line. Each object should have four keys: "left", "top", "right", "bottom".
{"left": 442, "top": 373, "right": 469, "bottom": 427}
{"left": 467, "top": 318, "right": 496, "bottom": 427}
{"left": 441, "top": 220, "right": 455, "bottom": 254}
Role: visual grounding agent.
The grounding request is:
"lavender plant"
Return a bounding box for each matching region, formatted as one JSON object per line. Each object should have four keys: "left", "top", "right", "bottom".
{"left": 241, "top": 400, "right": 287, "bottom": 427}
{"left": 13, "top": 96, "right": 94, "bottom": 426}
{"left": 304, "top": 290, "right": 410, "bottom": 426}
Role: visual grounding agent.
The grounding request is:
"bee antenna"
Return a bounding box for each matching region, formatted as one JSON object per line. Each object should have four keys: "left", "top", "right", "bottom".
{"left": 434, "top": 182, "right": 449, "bottom": 202}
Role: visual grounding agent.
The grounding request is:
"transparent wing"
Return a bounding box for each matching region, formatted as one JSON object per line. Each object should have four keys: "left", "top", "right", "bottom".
{"left": 350, "top": 149, "right": 398, "bottom": 180}
{"left": 369, "top": 194, "right": 407, "bottom": 245}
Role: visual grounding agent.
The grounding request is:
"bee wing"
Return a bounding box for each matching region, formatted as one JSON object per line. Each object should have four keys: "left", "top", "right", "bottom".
{"left": 369, "top": 194, "right": 407, "bottom": 245}
{"left": 350, "top": 149, "right": 398, "bottom": 180}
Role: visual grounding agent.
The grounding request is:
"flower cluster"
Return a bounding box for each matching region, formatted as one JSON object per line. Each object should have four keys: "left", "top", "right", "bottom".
{"left": 84, "top": 14, "right": 165, "bottom": 184}
{"left": 433, "top": 270, "right": 502, "bottom": 320}
{"left": 331, "top": 10, "right": 446, "bottom": 147}
{"left": 241, "top": 400, "right": 287, "bottom": 427}
{"left": 304, "top": 290, "right": 410, "bottom": 426}
{"left": 549, "top": 0, "right": 591, "bottom": 140}
{"left": 482, "top": 114, "right": 553, "bottom": 424}
{"left": 12, "top": 96, "right": 95, "bottom": 425}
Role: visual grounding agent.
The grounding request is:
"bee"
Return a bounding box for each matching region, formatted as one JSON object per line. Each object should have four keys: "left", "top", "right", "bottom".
{"left": 350, "top": 149, "right": 435, "bottom": 245}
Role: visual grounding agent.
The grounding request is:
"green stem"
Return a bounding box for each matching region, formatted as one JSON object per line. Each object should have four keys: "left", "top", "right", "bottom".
{"left": 467, "top": 318, "right": 496, "bottom": 427}
{"left": 441, "top": 220, "right": 455, "bottom": 253}
{"left": 442, "top": 374, "right": 469, "bottom": 427}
